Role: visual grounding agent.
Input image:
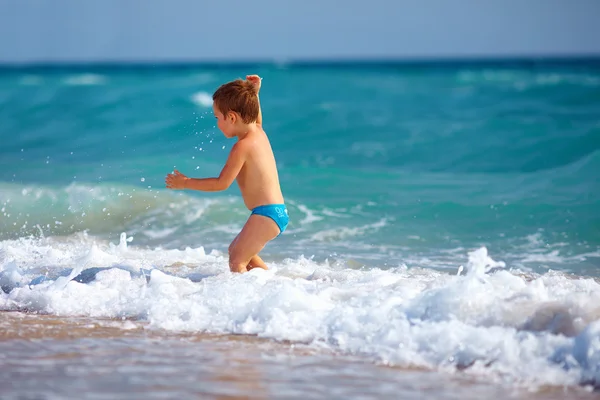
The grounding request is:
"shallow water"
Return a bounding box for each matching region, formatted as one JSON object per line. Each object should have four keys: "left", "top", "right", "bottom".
{"left": 1, "top": 233, "right": 600, "bottom": 395}
{"left": 1, "top": 61, "right": 599, "bottom": 397}
{"left": 0, "top": 312, "right": 596, "bottom": 400}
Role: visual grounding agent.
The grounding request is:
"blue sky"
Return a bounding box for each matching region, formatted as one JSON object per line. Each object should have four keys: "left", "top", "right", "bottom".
{"left": 1, "top": 0, "right": 599, "bottom": 63}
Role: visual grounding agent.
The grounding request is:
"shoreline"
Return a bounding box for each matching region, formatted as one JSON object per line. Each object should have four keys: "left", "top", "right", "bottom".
{"left": 0, "top": 311, "right": 596, "bottom": 400}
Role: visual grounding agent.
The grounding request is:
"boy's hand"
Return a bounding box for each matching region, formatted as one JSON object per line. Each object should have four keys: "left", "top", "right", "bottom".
{"left": 165, "top": 170, "right": 189, "bottom": 190}
{"left": 246, "top": 75, "right": 261, "bottom": 94}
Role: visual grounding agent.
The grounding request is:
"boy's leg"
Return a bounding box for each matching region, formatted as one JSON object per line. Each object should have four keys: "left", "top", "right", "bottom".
{"left": 228, "top": 235, "right": 268, "bottom": 270}
{"left": 248, "top": 255, "right": 268, "bottom": 271}
{"left": 229, "top": 215, "right": 280, "bottom": 273}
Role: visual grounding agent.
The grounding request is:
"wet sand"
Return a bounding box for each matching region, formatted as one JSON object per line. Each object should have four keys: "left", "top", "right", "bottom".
{"left": 0, "top": 311, "right": 595, "bottom": 400}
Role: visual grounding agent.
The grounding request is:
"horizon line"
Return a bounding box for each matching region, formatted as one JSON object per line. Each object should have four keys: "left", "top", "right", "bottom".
{"left": 1, "top": 54, "right": 600, "bottom": 69}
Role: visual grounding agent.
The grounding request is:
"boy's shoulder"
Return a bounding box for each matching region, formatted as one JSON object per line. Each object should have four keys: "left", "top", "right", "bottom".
{"left": 233, "top": 133, "right": 257, "bottom": 153}
{"left": 242, "top": 127, "right": 267, "bottom": 142}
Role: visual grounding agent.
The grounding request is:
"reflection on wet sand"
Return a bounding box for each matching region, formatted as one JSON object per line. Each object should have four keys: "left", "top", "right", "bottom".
{"left": 0, "top": 311, "right": 596, "bottom": 400}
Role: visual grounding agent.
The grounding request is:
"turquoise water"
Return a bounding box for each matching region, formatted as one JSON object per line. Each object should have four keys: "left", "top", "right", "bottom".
{"left": 1, "top": 62, "right": 600, "bottom": 394}
{"left": 1, "top": 61, "right": 598, "bottom": 274}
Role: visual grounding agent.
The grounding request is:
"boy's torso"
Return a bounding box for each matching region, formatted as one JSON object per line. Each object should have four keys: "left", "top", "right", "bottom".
{"left": 236, "top": 129, "right": 284, "bottom": 210}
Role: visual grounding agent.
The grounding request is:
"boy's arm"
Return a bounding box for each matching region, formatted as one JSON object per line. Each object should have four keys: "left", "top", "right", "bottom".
{"left": 256, "top": 94, "right": 262, "bottom": 125}
{"left": 166, "top": 143, "right": 247, "bottom": 192}
{"left": 186, "top": 142, "right": 247, "bottom": 191}
{"left": 246, "top": 75, "right": 262, "bottom": 125}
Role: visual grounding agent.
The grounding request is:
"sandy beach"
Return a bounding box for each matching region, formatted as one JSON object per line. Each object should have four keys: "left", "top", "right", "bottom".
{"left": 0, "top": 311, "right": 595, "bottom": 400}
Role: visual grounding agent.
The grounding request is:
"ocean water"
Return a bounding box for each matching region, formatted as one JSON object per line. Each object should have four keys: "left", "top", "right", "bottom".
{"left": 0, "top": 60, "right": 599, "bottom": 398}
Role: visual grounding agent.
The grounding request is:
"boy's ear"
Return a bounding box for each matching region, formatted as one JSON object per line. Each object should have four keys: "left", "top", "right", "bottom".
{"left": 227, "top": 111, "right": 237, "bottom": 123}
{"left": 229, "top": 111, "right": 244, "bottom": 124}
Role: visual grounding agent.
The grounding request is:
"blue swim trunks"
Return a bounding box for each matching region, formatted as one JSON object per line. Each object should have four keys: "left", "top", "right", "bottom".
{"left": 251, "top": 204, "right": 289, "bottom": 235}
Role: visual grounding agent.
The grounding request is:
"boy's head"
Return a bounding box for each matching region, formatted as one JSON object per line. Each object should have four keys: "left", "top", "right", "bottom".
{"left": 212, "top": 79, "right": 259, "bottom": 137}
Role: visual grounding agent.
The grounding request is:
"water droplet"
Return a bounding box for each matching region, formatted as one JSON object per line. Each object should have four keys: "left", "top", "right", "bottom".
{"left": 141, "top": 177, "right": 145, "bottom": 182}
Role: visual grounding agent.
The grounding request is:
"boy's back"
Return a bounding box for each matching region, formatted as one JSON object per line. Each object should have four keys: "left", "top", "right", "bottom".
{"left": 235, "top": 128, "right": 284, "bottom": 210}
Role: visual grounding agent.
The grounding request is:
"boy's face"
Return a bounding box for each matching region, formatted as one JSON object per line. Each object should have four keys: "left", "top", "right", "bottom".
{"left": 213, "top": 104, "right": 235, "bottom": 138}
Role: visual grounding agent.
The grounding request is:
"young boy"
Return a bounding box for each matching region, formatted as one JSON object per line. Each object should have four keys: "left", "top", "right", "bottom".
{"left": 165, "top": 75, "right": 288, "bottom": 273}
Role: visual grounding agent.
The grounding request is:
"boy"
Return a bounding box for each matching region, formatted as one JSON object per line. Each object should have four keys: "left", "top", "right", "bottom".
{"left": 165, "top": 75, "right": 288, "bottom": 273}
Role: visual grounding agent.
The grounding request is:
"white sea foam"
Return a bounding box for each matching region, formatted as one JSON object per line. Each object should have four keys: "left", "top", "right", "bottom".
{"left": 191, "top": 91, "right": 213, "bottom": 108}
{"left": 19, "top": 75, "right": 43, "bottom": 86}
{"left": 295, "top": 204, "right": 324, "bottom": 225}
{"left": 457, "top": 70, "right": 600, "bottom": 91}
{"left": 63, "top": 74, "right": 107, "bottom": 86}
{"left": 310, "top": 218, "right": 388, "bottom": 241}
{"left": 1, "top": 234, "right": 599, "bottom": 390}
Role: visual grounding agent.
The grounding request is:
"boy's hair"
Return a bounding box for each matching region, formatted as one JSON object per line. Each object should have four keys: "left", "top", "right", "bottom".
{"left": 212, "top": 79, "right": 259, "bottom": 123}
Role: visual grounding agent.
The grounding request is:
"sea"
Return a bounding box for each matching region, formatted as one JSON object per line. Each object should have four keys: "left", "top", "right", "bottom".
{"left": 0, "top": 59, "right": 599, "bottom": 399}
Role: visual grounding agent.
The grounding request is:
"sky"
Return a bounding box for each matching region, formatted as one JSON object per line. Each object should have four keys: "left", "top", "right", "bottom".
{"left": 0, "top": 0, "right": 599, "bottom": 63}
